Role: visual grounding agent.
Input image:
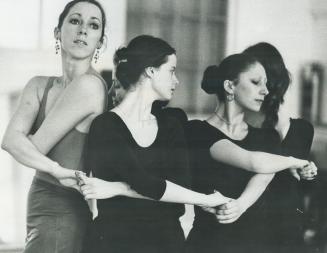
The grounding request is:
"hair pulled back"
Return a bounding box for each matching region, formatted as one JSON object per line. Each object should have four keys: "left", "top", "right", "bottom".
{"left": 114, "top": 35, "right": 176, "bottom": 90}
{"left": 57, "top": 0, "right": 106, "bottom": 42}
{"left": 201, "top": 53, "right": 259, "bottom": 101}
{"left": 243, "top": 42, "right": 290, "bottom": 128}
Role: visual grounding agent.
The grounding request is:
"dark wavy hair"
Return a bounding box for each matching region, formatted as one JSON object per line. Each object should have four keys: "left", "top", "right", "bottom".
{"left": 201, "top": 53, "right": 259, "bottom": 102}
{"left": 57, "top": 0, "right": 107, "bottom": 43}
{"left": 243, "top": 42, "right": 291, "bottom": 128}
{"left": 114, "top": 35, "right": 176, "bottom": 90}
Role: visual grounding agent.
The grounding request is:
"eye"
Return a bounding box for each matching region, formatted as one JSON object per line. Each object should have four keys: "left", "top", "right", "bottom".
{"left": 90, "top": 23, "right": 99, "bottom": 30}
{"left": 69, "top": 18, "right": 80, "bottom": 25}
{"left": 251, "top": 80, "right": 260, "bottom": 85}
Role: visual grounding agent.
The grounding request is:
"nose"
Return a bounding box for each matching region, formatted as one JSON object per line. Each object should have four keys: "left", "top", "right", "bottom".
{"left": 78, "top": 23, "right": 87, "bottom": 35}
{"left": 173, "top": 74, "right": 179, "bottom": 86}
{"left": 261, "top": 83, "right": 269, "bottom": 96}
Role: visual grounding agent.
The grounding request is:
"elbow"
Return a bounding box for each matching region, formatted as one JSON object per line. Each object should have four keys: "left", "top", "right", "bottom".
{"left": 1, "top": 135, "right": 20, "bottom": 156}
{"left": 248, "top": 153, "right": 261, "bottom": 173}
{"left": 1, "top": 136, "right": 11, "bottom": 153}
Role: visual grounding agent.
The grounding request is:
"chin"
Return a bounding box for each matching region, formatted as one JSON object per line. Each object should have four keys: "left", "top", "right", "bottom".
{"left": 69, "top": 49, "right": 93, "bottom": 59}
{"left": 252, "top": 107, "right": 261, "bottom": 112}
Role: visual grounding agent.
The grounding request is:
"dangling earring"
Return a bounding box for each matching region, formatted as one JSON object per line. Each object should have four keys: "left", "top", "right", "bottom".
{"left": 94, "top": 48, "right": 100, "bottom": 63}
{"left": 227, "top": 93, "right": 234, "bottom": 102}
{"left": 55, "top": 39, "right": 60, "bottom": 55}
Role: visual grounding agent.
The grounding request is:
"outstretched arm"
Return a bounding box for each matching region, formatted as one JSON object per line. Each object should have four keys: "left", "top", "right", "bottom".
{"left": 210, "top": 139, "right": 309, "bottom": 174}
{"left": 84, "top": 116, "right": 230, "bottom": 207}
{"left": 80, "top": 175, "right": 229, "bottom": 207}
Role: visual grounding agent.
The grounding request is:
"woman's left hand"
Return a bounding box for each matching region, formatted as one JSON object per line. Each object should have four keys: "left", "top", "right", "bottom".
{"left": 201, "top": 198, "right": 246, "bottom": 224}
{"left": 214, "top": 199, "right": 246, "bottom": 224}
{"left": 80, "top": 176, "right": 125, "bottom": 200}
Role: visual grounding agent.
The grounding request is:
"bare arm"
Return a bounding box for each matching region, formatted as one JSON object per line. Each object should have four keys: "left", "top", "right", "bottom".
{"left": 210, "top": 139, "right": 309, "bottom": 174}
{"left": 30, "top": 74, "right": 105, "bottom": 154}
{"left": 82, "top": 116, "right": 230, "bottom": 207}
{"left": 1, "top": 76, "right": 59, "bottom": 174}
{"left": 203, "top": 173, "right": 274, "bottom": 223}
{"left": 237, "top": 173, "right": 274, "bottom": 211}
{"left": 2, "top": 75, "right": 106, "bottom": 187}
{"left": 81, "top": 176, "right": 230, "bottom": 207}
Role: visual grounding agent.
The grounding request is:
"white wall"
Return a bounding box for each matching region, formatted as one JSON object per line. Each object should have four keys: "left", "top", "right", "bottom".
{"left": 226, "top": 0, "right": 315, "bottom": 117}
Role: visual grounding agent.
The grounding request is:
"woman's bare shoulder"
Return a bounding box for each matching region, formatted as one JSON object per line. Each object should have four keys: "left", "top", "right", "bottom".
{"left": 23, "top": 76, "right": 54, "bottom": 102}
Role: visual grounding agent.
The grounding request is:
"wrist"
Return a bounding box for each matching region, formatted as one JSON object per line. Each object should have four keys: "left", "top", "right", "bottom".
{"left": 237, "top": 197, "right": 248, "bottom": 213}
{"left": 198, "top": 193, "right": 212, "bottom": 207}
{"left": 112, "top": 182, "right": 131, "bottom": 197}
{"left": 49, "top": 161, "right": 60, "bottom": 176}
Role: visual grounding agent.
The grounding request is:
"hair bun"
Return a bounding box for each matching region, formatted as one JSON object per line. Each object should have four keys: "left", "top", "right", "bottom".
{"left": 114, "top": 47, "right": 129, "bottom": 65}
{"left": 201, "top": 65, "right": 219, "bottom": 94}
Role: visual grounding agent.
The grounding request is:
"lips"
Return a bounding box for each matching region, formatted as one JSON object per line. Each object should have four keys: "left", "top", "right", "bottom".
{"left": 73, "top": 39, "right": 87, "bottom": 46}
{"left": 255, "top": 99, "right": 264, "bottom": 103}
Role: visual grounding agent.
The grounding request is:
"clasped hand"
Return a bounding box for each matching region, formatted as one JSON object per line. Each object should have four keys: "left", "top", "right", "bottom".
{"left": 76, "top": 173, "right": 122, "bottom": 200}
{"left": 202, "top": 198, "right": 246, "bottom": 224}
{"left": 290, "top": 161, "right": 318, "bottom": 181}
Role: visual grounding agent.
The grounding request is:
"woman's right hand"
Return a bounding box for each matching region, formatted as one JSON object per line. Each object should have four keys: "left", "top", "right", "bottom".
{"left": 80, "top": 177, "right": 128, "bottom": 200}
{"left": 50, "top": 164, "right": 79, "bottom": 190}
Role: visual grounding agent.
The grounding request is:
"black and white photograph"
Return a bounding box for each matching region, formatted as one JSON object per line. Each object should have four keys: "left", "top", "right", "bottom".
{"left": 0, "top": 0, "right": 326, "bottom": 252}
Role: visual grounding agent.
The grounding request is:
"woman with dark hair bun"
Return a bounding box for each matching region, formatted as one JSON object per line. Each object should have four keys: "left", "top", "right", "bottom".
{"left": 81, "top": 35, "right": 229, "bottom": 253}
{"left": 185, "top": 53, "right": 316, "bottom": 253}
{"left": 244, "top": 42, "right": 317, "bottom": 253}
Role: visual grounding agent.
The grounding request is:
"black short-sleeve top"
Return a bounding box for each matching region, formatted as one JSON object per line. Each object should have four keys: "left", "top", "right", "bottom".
{"left": 86, "top": 111, "right": 190, "bottom": 220}
{"left": 186, "top": 120, "right": 281, "bottom": 226}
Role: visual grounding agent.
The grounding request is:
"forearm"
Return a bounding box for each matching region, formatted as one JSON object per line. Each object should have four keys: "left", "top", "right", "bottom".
{"left": 113, "top": 180, "right": 203, "bottom": 203}
{"left": 250, "top": 152, "right": 305, "bottom": 173}
{"left": 238, "top": 173, "right": 274, "bottom": 211}
{"left": 2, "top": 131, "right": 56, "bottom": 174}
{"left": 121, "top": 182, "right": 151, "bottom": 200}
{"left": 160, "top": 180, "right": 212, "bottom": 206}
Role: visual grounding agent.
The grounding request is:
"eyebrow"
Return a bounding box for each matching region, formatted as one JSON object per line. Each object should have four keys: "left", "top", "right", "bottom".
{"left": 69, "top": 13, "right": 101, "bottom": 22}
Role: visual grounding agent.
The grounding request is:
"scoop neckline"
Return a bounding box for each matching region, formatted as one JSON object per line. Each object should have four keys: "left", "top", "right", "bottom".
{"left": 202, "top": 120, "right": 252, "bottom": 142}
{"left": 109, "top": 111, "right": 160, "bottom": 149}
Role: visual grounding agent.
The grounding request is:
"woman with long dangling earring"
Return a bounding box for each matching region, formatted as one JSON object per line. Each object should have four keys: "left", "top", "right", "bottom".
{"left": 184, "top": 53, "right": 316, "bottom": 253}
{"left": 1, "top": 1, "right": 128, "bottom": 252}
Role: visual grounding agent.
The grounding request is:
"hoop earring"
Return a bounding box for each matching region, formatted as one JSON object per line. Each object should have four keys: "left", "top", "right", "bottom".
{"left": 94, "top": 49, "right": 100, "bottom": 63}
{"left": 227, "top": 94, "right": 234, "bottom": 102}
{"left": 55, "top": 39, "right": 60, "bottom": 55}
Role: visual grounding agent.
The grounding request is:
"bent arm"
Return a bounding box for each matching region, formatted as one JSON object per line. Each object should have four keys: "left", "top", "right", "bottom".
{"left": 30, "top": 75, "right": 106, "bottom": 154}
{"left": 238, "top": 173, "right": 274, "bottom": 212}
{"left": 210, "top": 139, "right": 308, "bottom": 174}
{"left": 1, "top": 76, "right": 59, "bottom": 174}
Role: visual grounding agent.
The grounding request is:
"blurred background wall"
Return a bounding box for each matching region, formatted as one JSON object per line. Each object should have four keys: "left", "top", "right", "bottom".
{"left": 0, "top": 0, "right": 327, "bottom": 251}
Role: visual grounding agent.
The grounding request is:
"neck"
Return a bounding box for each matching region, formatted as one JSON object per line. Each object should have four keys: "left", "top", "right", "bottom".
{"left": 214, "top": 102, "right": 245, "bottom": 127}
{"left": 244, "top": 110, "right": 265, "bottom": 128}
{"left": 207, "top": 101, "right": 248, "bottom": 140}
{"left": 115, "top": 80, "right": 157, "bottom": 122}
{"left": 60, "top": 51, "right": 93, "bottom": 87}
